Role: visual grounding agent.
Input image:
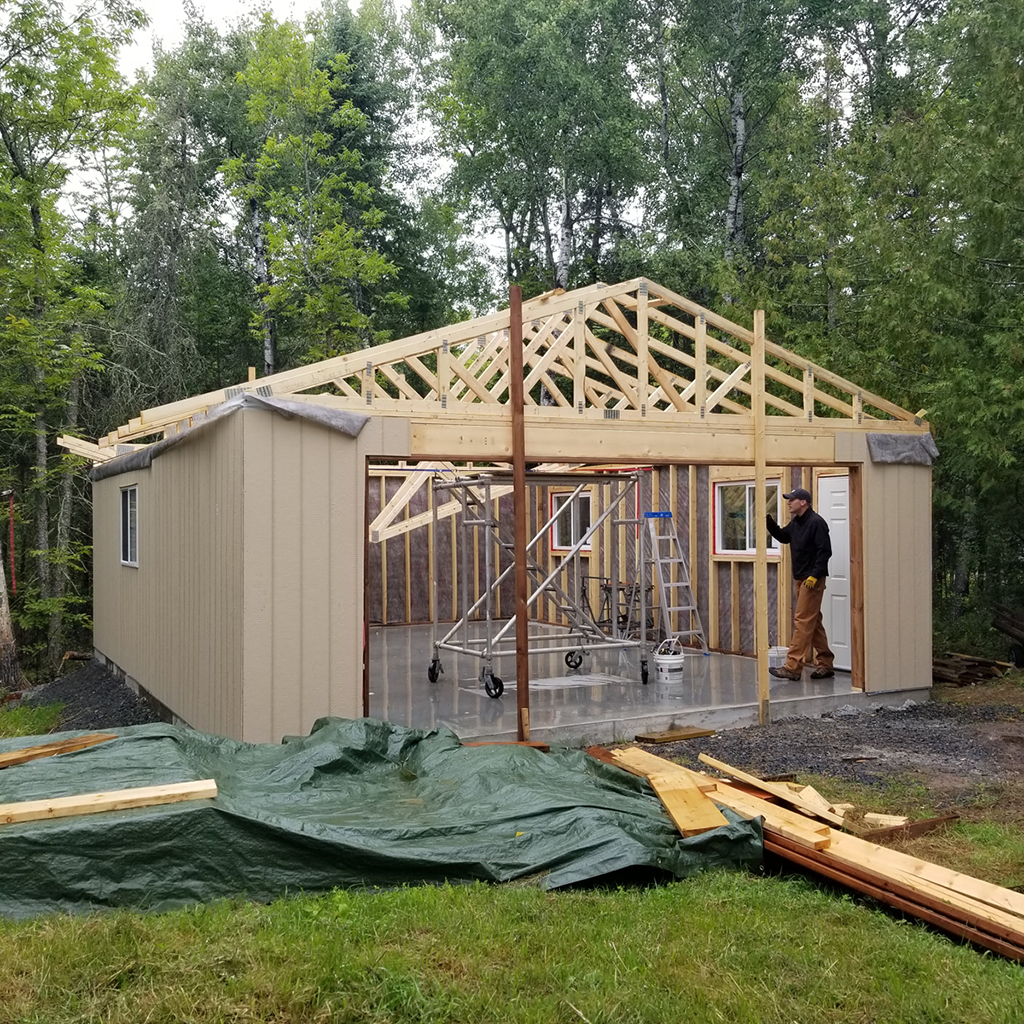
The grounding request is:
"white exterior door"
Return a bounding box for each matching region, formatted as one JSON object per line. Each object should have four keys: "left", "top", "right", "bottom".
{"left": 817, "top": 475, "right": 851, "bottom": 671}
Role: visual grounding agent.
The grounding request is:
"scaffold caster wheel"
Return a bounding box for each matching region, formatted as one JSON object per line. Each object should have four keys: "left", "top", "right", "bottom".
{"left": 483, "top": 672, "right": 504, "bottom": 698}
{"left": 564, "top": 650, "right": 584, "bottom": 670}
{"left": 427, "top": 658, "right": 441, "bottom": 683}
{"left": 641, "top": 661, "right": 649, "bottom": 685}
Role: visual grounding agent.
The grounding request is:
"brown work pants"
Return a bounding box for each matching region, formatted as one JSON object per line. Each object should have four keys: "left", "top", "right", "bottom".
{"left": 784, "top": 577, "right": 834, "bottom": 673}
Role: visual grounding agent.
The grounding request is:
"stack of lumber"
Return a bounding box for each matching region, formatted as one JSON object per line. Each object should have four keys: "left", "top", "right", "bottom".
{"left": 593, "top": 746, "right": 1024, "bottom": 962}
{"left": 932, "top": 653, "right": 1009, "bottom": 686}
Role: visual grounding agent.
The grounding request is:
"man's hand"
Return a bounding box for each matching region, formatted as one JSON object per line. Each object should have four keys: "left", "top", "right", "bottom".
{"left": 766, "top": 514, "right": 777, "bottom": 528}
{"left": 803, "top": 576, "right": 818, "bottom": 590}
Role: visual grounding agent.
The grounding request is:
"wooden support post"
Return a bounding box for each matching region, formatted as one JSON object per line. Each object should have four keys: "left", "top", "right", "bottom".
{"left": 730, "top": 562, "right": 740, "bottom": 650}
{"left": 573, "top": 300, "right": 586, "bottom": 414}
{"left": 509, "top": 285, "right": 530, "bottom": 741}
{"left": 688, "top": 466, "right": 697, "bottom": 605}
{"left": 753, "top": 310, "right": 770, "bottom": 725}
{"left": 363, "top": 457, "right": 371, "bottom": 717}
{"left": 695, "top": 313, "right": 707, "bottom": 413}
{"left": 247, "top": 366, "right": 256, "bottom": 382}
{"left": 637, "top": 280, "right": 649, "bottom": 415}
{"left": 849, "top": 464, "right": 865, "bottom": 691}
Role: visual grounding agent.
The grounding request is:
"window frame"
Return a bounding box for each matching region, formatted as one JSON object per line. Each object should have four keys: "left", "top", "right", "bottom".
{"left": 120, "top": 485, "right": 138, "bottom": 567}
{"left": 713, "top": 479, "right": 782, "bottom": 556}
{"left": 549, "top": 490, "right": 593, "bottom": 552}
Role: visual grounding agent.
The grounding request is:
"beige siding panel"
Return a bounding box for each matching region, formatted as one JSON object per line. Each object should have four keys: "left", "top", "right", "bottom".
{"left": 861, "top": 459, "right": 932, "bottom": 692}
{"left": 241, "top": 410, "right": 275, "bottom": 742}
{"left": 93, "top": 415, "right": 244, "bottom": 737}
{"left": 240, "top": 411, "right": 408, "bottom": 743}
{"left": 300, "top": 421, "right": 332, "bottom": 728}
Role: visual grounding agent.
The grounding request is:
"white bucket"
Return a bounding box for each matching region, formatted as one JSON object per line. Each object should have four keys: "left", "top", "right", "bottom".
{"left": 653, "top": 639, "right": 688, "bottom": 684}
{"left": 769, "top": 646, "right": 788, "bottom": 669}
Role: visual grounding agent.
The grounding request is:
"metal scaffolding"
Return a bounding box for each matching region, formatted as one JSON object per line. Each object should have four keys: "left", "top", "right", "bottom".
{"left": 428, "top": 470, "right": 650, "bottom": 697}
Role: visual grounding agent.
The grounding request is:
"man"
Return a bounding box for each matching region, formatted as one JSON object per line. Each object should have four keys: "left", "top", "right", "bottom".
{"left": 765, "top": 487, "right": 834, "bottom": 681}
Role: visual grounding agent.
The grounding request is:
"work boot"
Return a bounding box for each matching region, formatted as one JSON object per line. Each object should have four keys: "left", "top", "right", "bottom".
{"left": 768, "top": 666, "right": 801, "bottom": 681}
{"left": 810, "top": 667, "right": 835, "bottom": 679}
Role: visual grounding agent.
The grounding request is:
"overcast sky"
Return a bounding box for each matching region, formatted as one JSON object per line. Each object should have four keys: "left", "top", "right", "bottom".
{"left": 119, "top": 0, "right": 332, "bottom": 76}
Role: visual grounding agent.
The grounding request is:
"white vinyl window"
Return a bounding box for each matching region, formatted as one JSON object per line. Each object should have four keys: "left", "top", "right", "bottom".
{"left": 715, "top": 480, "right": 781, "bottom": 555}
{"left": 120, "top": 486, "right": 138, "bottom": 566}
{"left": 550, "top": 491, "right": 592, "bottom": 551}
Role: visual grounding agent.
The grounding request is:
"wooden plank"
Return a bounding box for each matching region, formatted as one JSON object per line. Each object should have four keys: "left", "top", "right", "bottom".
{"left": 863, "top": 812, "right": 910, "bottom": 828}
{"left": 704, "top": 361, "right": 751, "bottom": 414}
{"left": 609, "top": 747, "right": 716, "bottom": 791}
{"left": 698, "top": 753, "right": 847, "bottom": 827}
{"left": 0, "top": 779, "right": 218, "bottom": 826}
{"left": 634, "top": 726, "right": 716, "bottom": 743}
{"left": 765, "top": 835, "right": 1024, "bottom": 963}
{"left": 730, "top": 562, "right": 739, "bottom": 651}
{"left": 695, "top": 313, "right": 707, "bottom": 411}
{"left": 0, "top": 733, "right": 117, "bottom": 770}
{"left": 368, "top": 463, "right": 439, "bottom": 541}
{"left": 647, "top": 771, "right": 728, "bottom": 836}
{"left": 573, "top": 300, "right": 586, "bottom": 413}
{"left": 463, "top": 740, "right": 550, "bottom": 751}
{"left": 598, "top": 299, "right": 686, "bottom": 411}
{"left": 861, "top": 813, "right": 959, "bottom": 843}
{"left": 822, "top": 827, "right": 1024, "bottom": 921}
{"left": 702, "top": 778, "right": 832, "bottom": 837}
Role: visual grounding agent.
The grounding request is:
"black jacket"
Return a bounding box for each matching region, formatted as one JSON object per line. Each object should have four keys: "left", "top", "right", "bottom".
{"left": 766, "top": 508, "right": 831, "bottom": 580}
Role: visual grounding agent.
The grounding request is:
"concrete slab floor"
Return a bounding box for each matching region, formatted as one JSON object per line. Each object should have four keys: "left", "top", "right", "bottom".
{"left": 368, "top": 622, "right": 930, "bottom": 746}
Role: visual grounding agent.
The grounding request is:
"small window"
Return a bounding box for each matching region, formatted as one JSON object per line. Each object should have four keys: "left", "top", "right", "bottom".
{"left": 551, "top": 491, "right": 592, "bottom": 551}
{"left": 120, "top": 486, "right": 138, "bottom": 566}
{"left": 715, "top": 480, "right": 781, "bottom": 555}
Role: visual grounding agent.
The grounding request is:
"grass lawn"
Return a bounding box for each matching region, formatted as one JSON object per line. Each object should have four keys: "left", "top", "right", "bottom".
{"left": 0, "top": 874, "right": 1022, "bottom": 1023}
{"left": 0, "top": 702, "right": 62, "bottom": 739}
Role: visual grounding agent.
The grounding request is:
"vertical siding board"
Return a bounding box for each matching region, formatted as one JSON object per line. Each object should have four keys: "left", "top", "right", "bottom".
{"left": 243, "top": 411, "right": 275, "bottom": 741}
{"left": 300, "top": 421, "right": 332, "bottom": 730}
{"left": 270, "top": 415, "right": 304, "bottom": 739}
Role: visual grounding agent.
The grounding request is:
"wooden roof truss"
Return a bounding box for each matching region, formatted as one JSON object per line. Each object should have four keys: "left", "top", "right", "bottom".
{"left": 60, "top": 278, "right": 924, "bottom": 461}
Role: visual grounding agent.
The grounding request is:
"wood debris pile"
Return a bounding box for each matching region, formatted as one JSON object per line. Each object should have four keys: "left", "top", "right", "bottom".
{"left": 589, "top": 745, "right": 1024, "bottom": 963}
{"left": 932, "top": 652, "right": 1011, "bottom": 686}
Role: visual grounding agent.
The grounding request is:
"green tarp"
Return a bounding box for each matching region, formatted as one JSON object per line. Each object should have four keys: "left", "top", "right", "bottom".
{"left": 0, "top": 718, "right": 761, "bottom": 916}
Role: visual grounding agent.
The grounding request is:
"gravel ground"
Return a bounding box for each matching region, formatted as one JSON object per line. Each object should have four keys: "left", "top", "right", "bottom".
{"left": 16, "top": 660, "right": 161, "bottom": 731}
{"left": 642, "top": 698, "right": 1024, "bottom": 792}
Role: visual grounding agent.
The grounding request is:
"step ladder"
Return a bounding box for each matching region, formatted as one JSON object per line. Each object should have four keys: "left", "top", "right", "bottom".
{"left": 646, "top": 513, "right": 708, "bottom": 653}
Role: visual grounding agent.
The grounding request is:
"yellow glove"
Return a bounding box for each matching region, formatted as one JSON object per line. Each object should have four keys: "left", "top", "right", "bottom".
{"left": 803, "top": 576, "right": 818, "bottom": 590}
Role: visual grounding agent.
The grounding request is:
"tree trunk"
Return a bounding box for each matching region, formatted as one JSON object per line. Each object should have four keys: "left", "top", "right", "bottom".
{"left": 0, "top": 546, "right": 20, "bottom": 691}
{"left": 34, "top": 369, "right": 50, "bottom": 602}
{"left": 47, "top": 374, "right": 79, "bottom": 668}
{"left": 555, "top": 175, "right": 573, "bottom": 291}
{"left": 724, "top": 87, "right": 746, "bottom": 266}
{"left": 250, "top": 197, "right": 276, "bottom": 375}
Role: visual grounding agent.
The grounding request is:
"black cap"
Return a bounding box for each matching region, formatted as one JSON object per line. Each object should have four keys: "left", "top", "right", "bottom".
{"left": 783, "top": 487, "right": 812, "bottom": 503}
